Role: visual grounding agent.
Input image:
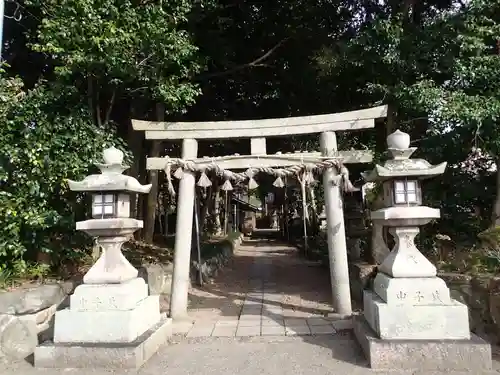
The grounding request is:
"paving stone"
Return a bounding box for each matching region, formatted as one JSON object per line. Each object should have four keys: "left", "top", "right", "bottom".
{"left": 285, "top": 325, "right": 311, "bottom": 336}
{"left": 241, "top": 306, "right": 262, "bottom": 312}
{"left": 184, "top": 237, "right": 343, "bottom": 344}
{"left": 263, "top": 296, "right": 282, "bottom": 303}
{"left": 241, "top": 311, "right": 261, "bottom": 318}
{"left": 330, "top": 319, "right": 353, "bottom": 331}
{"left": 215, "top": 320, "right": 238, "bottom": 327}
{"left": 211, "top": 327, "right": 236, "bottom": 337}
{"left": 262, "top": 305, "right": 282, "bottom": 310}
{"left": 306, "top": 317, "right": 330, "bottom": 326}
{"left": 284, "top": 318, "right": 307, "bottom": 326}
{"left": 247, "top": 293, "right": 263, "bottom": 299}
{"left": 261, "top": 320, "right": 285, "bottom": 327}
{"left": 172, "top": 321, "right": 194, "bottom": 334}
{"left": 186, "top": 323, "right": 215, "bottom": 337}
{"left": 310, "top": 324, "right": 336, "bottom": 335}
{"left": 243, "top": 300, "right": 262, "bottom": 306}
{"left": 237, "top": 320, "right": 261, "bottom": 327}
{"left": 288, "top": 311, "right": 314, "bottom": 318}
{"left": 262, "top": 302, "right": 281, "bottom": 308}
{"left": 261, "top": 318, "right": 284, "bottom": 327}
{"left": 218, "top": 315, "right": 240, "bottom": 320}
{"left": 261, "top": 309, "right": 282, "bottom": 315}
{"left": 239, "top": 314, "right": 261, "bottom": 321}
{"left": 261, "top": 325, "right": 285, "bottom": 336}
{"left": 236, "top": 326, "right": 260, "bottom": 337}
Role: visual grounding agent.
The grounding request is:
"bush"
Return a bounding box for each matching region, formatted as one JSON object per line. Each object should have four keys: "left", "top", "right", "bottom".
{"left": 0, "top": 74, "right": 125, "bottom": 273}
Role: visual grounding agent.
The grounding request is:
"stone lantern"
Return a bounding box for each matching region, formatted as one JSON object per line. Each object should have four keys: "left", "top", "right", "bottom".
{"left": 354, "top": 130, "right": 491, "bottom": 371}
{"left": 35, "top": 147, "right": 172, "bottom": 369}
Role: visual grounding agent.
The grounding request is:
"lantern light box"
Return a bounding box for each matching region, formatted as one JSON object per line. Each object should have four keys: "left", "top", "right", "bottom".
{"left": 91, "top": 192, "right": 131, "bottom": 219}
{"left": 383, "top": 179, "right": 422, "bottom": 206}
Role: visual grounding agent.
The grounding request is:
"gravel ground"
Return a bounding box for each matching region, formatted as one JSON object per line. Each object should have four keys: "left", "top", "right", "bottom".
{"left": 2, "top": 334, "right": 500, "bottom": 375}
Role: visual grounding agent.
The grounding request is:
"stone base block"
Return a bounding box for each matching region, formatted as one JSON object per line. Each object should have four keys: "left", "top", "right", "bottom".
{"left": 54, "top": 296, "right": 160, "bottom": 343}
{"left": 34, "top": 316, "right": 172, "bottom": 369}
{"left": 353, "top": 316, "right": 492, "bottom": 371}
{"left": 70, "top": 278, "right": 148, "bottom": 311}
{"left": 364, "top": 290, "right": 470, "bottom": 339}
{"left": 373, "top": 272, "right": 451, "bottom": 305}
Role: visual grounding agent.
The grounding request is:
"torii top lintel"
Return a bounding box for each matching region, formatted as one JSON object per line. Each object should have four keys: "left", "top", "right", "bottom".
{"left": 132, "top": 105, "right": 388, "bottom": 140}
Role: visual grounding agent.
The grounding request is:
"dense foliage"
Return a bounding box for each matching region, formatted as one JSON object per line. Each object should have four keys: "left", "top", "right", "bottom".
{"left": 0, "top": 74, "right": 124, "bottom": 272}
{"left": 2, "top": 0, "right": 500, "bottom": 279}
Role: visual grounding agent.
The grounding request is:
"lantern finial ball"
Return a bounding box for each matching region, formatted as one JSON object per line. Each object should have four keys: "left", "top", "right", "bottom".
{"left": 103, "top": 146, "right": 124, "bottom": 165}
{"left": 387, "top": 129, "right": 410, "bottom": 150}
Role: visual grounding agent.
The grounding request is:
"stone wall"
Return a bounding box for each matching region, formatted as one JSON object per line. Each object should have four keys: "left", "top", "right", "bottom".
{"left": 140, "top": 232, "right": 243, "bottom": 313}
{"left": 0, "top": 233, "right": 243, "bottom": 361}
{"left": 349, "top": 261, "right": 500, "bottom": 344}
{"left": 192, "top": 233, "right": 243, "bottom": 284}
{"left": 0, "top": 281, "right": 77, "bottom": 360}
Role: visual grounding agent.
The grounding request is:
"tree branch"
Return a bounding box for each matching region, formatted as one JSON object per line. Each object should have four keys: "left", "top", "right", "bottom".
{"left": 104, "top": 89, "right": 116, "bottom": 125}
{"left": 196, "top": 37, "right": 290, "bottom": 80}
{"left": 87, "top": 76, "right": 96, "bottom": 125}
{"left": 137, "top": 53, "right": 155, "bottom": 67}
{"left": 96, "top": 85, "right": 102, "bottom": 127}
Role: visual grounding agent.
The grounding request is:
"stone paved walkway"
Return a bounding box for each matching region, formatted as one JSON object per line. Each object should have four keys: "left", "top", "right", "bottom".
{"left": 173, "top": 236, "right": 352, "bottom": 338}
{"left": 3, "top": 234, "right": 500, "bottom": 374}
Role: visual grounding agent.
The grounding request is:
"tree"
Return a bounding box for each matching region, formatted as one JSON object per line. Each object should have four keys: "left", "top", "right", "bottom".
{"left": 0, "top": 72, "right": 124, "bottom": 270}
{"left": 24, "top": 0, "right": 203, "bottom": 242}
{"left": 27, "top": 0, "right": 202, "bottom": 122}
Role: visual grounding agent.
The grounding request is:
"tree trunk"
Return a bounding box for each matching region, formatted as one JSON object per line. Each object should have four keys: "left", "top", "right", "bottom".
{"left": 143, "top": 103, "right": 164, "bottom": 243}
{"left": 492, "top": 157, "right": 500, "bottom": 227}
{"left": 375, "top": 103, "right": 397, "bottom": 157}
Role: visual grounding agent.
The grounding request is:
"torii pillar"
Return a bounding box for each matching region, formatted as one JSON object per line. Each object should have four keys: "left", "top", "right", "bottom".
{"left": 170, "top": 139, "right": 198, "bottom": 319}
{"left": 320, "top": 131, "right": 352, "bottom": 316}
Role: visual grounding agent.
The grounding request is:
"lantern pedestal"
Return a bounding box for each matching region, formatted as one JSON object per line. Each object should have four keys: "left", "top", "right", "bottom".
{"left": 355, "top": 130, "right": 491, "bottom": 370}
{"left": 76, "top": 218, "right": 145, "bottom": 284}
{"left": 34, "top": 147, "right": 170, "bottom": 369}
{"left": 34, "top": 315, "right": 171, "bottom": 369}
{"left": 354, "top": 220, "right": 491, "bottom": 369}
{"left": 53, "top": 278, "right": 162, "bottom": 343}
{"left": 354, "top": 316, "right": 492, "bottom": 372}
{"left": 35, "top": 223, "right": 172, "bottom": 369}
{"left": 35, "top": 275, "right": 172, "bottom": 369}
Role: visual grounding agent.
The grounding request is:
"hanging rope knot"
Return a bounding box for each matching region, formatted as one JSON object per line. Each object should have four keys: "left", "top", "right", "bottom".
{"left": 324, "top": 159, "right": 336, "bottom": 169}
{"left": 186, "top": 160, "right": 197, "bottom": 172}
{"left": 246, "top": 168, "right": 259, "bottom": 190}
{"left": 339, "top": 164, "right": 359, "bottom": 193}
{"left": 174, "top": 159, "right": 186, "bottom": 180}
{"left": 163, "top": 157, "right": 176, "bottom": 196}
{"left": 210, "top": 158, "right": 221, "bottom": 177}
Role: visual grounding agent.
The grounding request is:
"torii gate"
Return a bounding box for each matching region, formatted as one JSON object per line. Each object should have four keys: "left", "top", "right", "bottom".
{"left": 132, "top": 105, "right": 388, "bottom": 319}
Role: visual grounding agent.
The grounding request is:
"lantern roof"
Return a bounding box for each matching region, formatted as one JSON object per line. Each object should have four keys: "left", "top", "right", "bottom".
{"left": 362, "top": 130, "right": 446, "bottom": 182}
{"left": 67, "top": 147, "right": 152, "bottom": 193}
